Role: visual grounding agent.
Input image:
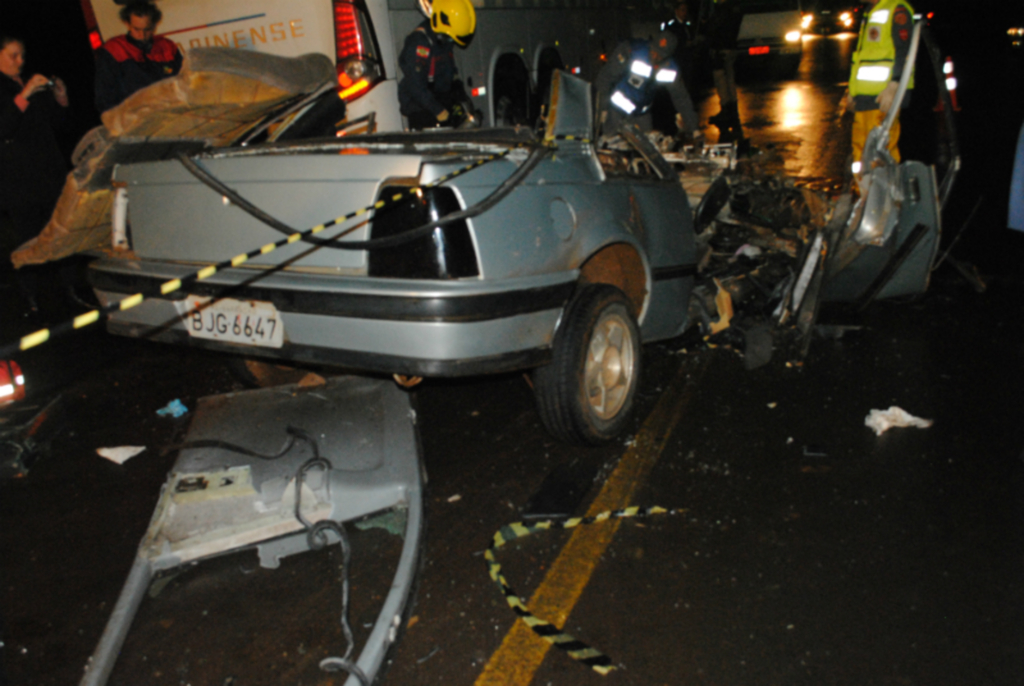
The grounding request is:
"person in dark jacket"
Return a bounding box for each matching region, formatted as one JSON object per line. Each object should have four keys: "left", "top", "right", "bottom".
{"left": 705, "top": 0, "right": 745, "bottom": 138}
{"left": 398, "top": 0, "right": 477, "bottom": 130}
{"left": 1, "top": 35, "right": 69, "bottom": 313}
{"left": 664, "top": 0, "right": 697, "bottom": 92}
{"left": 94, "top": 0, "right": 183, "bottom": 113}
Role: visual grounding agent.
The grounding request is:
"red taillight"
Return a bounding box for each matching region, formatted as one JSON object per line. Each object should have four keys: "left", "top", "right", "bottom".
{"left": 334, "top": 2, "right": 365, "bottom": 60}
{"left": 80, "top": 0, "right": 103, "bottom": 48}
{"left": 0, "top": 360, "right": 26, "bottom": 405}
{"left": 333, "top": 0, "right": 382, "bottom": 102}
{"left": 749, "top": 46, "right": 770, "bottom": 56}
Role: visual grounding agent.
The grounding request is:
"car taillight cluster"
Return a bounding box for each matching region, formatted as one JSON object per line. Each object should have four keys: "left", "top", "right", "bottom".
{"left": 369, "top": 186, "right": 479, "bottom": 280}
{"left": 333, "top": 0, "right": 383, "bottom": 102}
{"left": 0, "top": 360, "right": 26, "bottom": 406}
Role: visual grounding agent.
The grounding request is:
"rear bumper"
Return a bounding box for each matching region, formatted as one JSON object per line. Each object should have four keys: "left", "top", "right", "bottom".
{"left": 89, "top": 260, "right": 576, "bottom": 377}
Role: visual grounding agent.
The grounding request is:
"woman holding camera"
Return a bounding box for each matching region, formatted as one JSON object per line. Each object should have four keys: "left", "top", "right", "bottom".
{"left": 1, "top": 35, "right": 69, "bottom": 314}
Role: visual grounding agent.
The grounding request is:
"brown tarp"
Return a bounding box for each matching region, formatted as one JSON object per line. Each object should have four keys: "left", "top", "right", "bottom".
{"left": 12, "top": 48, "right": 333, "bottom": 268}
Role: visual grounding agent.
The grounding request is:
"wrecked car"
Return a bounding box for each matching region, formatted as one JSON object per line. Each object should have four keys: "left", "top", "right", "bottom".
{"left": 83, "top": 68, "right": 698, "bottom": 446}
{"left": 14, "top": 16, "right": 957, "bottom": 442}
{"left": 671, "top": 14, "right": 959, "bottom": 365}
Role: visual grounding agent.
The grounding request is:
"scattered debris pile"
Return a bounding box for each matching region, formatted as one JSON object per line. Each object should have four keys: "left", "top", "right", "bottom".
{"left": 660, "top": 139, "right": 850, "bottom": 368}
{"left": 598, "top": 127, "right": 945, "bottom": 369}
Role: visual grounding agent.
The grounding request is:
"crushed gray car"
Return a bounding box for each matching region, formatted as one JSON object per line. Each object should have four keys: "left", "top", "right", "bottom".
{"left": 87, "top": 71, "right": 698, "bottom": 445}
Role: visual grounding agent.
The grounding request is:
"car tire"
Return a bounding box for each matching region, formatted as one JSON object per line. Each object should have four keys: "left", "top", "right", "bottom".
{"left": 532, "top": 285, "right": 642, "bottom": 445}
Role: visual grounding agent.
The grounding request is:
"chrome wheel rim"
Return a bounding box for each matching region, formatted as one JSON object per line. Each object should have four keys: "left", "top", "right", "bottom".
{"left": 584, "top": 311, "right": 635, "bottom": 420}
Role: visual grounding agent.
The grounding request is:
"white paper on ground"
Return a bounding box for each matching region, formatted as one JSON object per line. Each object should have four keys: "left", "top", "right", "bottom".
{"left": 864, "top": 407, "right": 933, "bottom": 436}
{"left": 96, "top": 446, "right": 147, "bottom": 464}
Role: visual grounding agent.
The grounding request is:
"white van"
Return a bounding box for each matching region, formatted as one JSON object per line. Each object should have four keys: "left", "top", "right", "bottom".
{"left": 734, "top": 0, "right": 805, "bottom": 70}
{"left": 81, "top": 0, "right": 634, "bottom": 131}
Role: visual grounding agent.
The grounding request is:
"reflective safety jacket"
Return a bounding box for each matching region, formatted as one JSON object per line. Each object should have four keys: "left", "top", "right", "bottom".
{"left": 610, "top": 41, "right": 680, "bottom": 116}
{"left": 850, "top": 0, "right": 915, "bottom": 98}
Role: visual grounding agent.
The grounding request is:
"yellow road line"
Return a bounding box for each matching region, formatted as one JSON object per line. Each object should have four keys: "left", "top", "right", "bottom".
{"left": 474, "top": 358, "right": 707, "bottom": 685}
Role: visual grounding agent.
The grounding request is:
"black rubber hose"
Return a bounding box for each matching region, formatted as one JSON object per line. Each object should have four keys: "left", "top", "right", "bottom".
{"left": 175, "top": 144, "right": 549, "bottom": 251}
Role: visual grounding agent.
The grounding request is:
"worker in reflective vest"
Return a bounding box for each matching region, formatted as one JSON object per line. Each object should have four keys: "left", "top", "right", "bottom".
{"left": 595, "top": 32, "right": 701, "bottom": 141}
{"left": 846, "top": 0, "right": 915, "bottom": 174}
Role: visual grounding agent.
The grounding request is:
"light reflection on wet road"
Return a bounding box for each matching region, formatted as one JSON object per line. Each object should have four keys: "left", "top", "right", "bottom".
{"left": 697, "top": 33, "right": 857, "bottom": 187}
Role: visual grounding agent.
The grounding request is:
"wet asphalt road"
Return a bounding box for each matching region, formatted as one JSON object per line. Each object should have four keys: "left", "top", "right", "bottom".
{"left": 3, "top": 26, "right": 1024, "bottom": 686}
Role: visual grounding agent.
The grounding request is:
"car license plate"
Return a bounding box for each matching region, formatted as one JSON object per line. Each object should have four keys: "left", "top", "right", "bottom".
{"left": 174, "top": 296, "right": 285, "bottom": 348}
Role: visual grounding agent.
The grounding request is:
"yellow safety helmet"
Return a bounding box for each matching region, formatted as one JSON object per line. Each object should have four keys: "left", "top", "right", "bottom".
{"left": 430, "top": 0, "right": 476, "bottom": 47}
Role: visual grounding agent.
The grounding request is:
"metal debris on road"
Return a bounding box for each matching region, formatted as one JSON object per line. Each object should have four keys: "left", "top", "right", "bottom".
{"left": 95, "top": 446, "right": 146, "bottom": 464}
{"left": 864, "top": 407, "right": 934, "bottom": 436}
{"left": 416, "top": 645, "right": 440, "bottom": 664}
{"left": 80, "top": 377, "right": 424, "bottom": 686}
{"left": 0, "top": 393, "right": 65, "bottom": 479}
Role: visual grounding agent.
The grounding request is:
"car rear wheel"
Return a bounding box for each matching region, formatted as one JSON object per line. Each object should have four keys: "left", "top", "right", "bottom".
{"left": 532, "top": 285, "right": 641, "bottom": 445}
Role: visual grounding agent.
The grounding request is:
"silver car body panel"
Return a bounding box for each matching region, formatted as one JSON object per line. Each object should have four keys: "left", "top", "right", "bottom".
{"left": 91, "top": 72, "right": 697, "bottom": 376}
{"left": 80, "top": 376, "right": 424, "bottom": 686}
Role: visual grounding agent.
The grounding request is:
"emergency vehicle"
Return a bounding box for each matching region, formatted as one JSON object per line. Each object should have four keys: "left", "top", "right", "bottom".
{"left": 80, "top": 0, "right": 634, "bottom": 132}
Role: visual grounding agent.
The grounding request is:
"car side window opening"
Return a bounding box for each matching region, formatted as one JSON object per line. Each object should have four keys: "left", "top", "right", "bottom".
{"left": 492, "top": 53, "right": 531, "bottom": 126}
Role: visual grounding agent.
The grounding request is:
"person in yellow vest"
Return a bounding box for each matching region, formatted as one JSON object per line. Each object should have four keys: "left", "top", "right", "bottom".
{"left": 846, "top": 0, "right": 915, "bottom": 174}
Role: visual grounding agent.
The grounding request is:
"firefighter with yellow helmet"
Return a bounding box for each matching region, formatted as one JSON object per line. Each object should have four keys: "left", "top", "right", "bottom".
{"left": 847, "top": 0, "right": 915, "bottom": 174}
{"left": 398, "top": 0, "right": 478, "bottom": 129}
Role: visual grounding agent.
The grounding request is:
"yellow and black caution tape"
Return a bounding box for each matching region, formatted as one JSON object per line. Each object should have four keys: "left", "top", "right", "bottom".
{"left": 484, "top": 505, "right": 678, "bottom": 675}
{"left": 0, "top": 147, "right": 520, "bottom": 358}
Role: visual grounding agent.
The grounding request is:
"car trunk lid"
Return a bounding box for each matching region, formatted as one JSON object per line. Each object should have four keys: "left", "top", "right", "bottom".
{"left": 116, "top": 151, "right": 424, "bottom": 272}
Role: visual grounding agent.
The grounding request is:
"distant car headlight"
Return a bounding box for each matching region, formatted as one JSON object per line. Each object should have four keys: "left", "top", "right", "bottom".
{"left": 1009, "top": 27, "right": 1024, "bottom": 37}
{"left": 802, "top": 14, "right": 813, "bottom": 29}
{"left": 785, "top": 30, "right": 802, "bottom": 42}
